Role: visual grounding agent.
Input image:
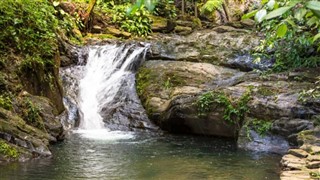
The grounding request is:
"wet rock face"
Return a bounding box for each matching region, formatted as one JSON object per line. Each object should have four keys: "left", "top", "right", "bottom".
{"left": 237, "top": 128, "right": 290, "bottom": 154}
{"left": 0, "top": 103, "right": 57, "bottom": 162}
{"left": 136, "top": 60, "right": 245, "bottom": 137}
{"left": 148, "top": 27, "right": 269, "bottom": 71}
{"left": 99, "top": 74, "right": 158, "bottom": 131}
{"left": 137, "top": 58, "right": 320, "bottom": 145}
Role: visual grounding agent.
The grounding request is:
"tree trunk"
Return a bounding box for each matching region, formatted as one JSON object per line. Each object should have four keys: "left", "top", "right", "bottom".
{"left": 194, "top": 0, "right": 198, "bottom": 17}
{"left": 222, "top": 0, "right": 230, "bottom": 22}
{"left": 83, "top": 0, "right": 97, "bottom": 32}
{"left": 182, "top": 0, "right": 185, "bottom": 16}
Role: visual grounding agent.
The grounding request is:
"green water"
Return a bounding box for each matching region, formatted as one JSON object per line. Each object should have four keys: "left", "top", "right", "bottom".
{"left": 0, "top": 131, "right": 281, "bottom": 180}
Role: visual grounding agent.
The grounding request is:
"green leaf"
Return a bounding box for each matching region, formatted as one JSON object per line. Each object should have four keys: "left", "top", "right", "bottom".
{"left": 267, "top": 0, "right": 275, "bottom": 10}
{"left": 255, "top": 9, "right": 267, "bottom": 23}
{"left": 294, "top": 8, "right": 307, "bottom": 21}
{"left": 307, "top": 16, "right": 318, "bottom": 26}
{"left": 145, "top": 0, "right": 157, "bottom": 11}
{"left": 276, "top": 23, "right": 287, "bottom": 38}
{"left": 53, "top": 1, "right": 60, "bottom": 7}
{"left": 313, "top": 33, "right": 320, "bottom": 43}
{"left": 265, "top": 6, "right": 292, "bottom": 20}
{"left": 241, "top": 10, "right": 258, "bottom": 20}
{"left": 306, "top": 1, "right": 320, "bottom": 11}
{"left": 311, "top": 9, "right": 320, "bottom": 19}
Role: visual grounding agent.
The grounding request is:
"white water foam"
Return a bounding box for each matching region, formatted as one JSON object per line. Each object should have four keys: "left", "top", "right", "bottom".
{"left": 74, "top": 43, "right": 148, "bottom": 140}
{"left": 74, "top": 129, "right": 134, "bottom": 140}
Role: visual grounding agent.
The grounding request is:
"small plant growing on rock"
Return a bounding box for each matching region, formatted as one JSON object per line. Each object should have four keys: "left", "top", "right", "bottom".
{"left": 197, "top": 86, "right": 253, "bottom": 128}
{"left": 0, "top": 94, "right": 13, "bottom": 111}
{"left": 0, "top": 140, "right": 19, "bottom": 159}
{"left": 21, "top": 99, "right": 44, "bottom": 130}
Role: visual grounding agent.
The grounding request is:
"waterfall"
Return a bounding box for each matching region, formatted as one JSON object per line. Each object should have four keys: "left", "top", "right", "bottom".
{"left": 60, "top": 42, "right": 157, "bottom": 138}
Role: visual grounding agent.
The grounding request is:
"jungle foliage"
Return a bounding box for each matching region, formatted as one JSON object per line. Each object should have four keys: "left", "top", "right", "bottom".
{"left": 0, "top": 0, "right": 58, "bottom": 60}
{"left": 243, "top": 0, "right": 320, "bottom": 71}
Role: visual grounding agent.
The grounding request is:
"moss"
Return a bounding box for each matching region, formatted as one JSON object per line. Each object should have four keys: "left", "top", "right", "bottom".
{"left": 256, "top": 86, "right": 277, "bottom": 96}
{"left": 20, "top": 98, "right": 45, "bottom": 131}
{"left": 85, "top": 33, "right": 117, "bottom": 40}
{"left": 162, "top": 72, "right": 187, "bottom": 89}
{"left": 0, "top": 73, "right": 6, "bottom": 91}
{"left": 0, "top": 140, "right": 19, "bottom": 159}
{"left": 0, "top": 94, "right": 12, "bottom": 111}
{"left": 136, "top": 67, "right": 154, "bottom": 101}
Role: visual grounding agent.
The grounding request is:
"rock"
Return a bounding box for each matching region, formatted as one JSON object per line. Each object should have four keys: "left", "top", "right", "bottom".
{"left": 280, "top": 170, "right": 312, "bottom": 180}
{"left": 92, "top": 25, "right": 103, "bottom": 33}
{"left": 105, "top": 27, "right": 131, "bottom": 38}
{"left": 151, "top": 17, "right": 171, "bottom": 32}
{"left": 137, "top": 59, "right": 320, "bottom": 140}
{"left": 60, "top": 55, "right": 73, "bottom": 67}
{"left": 237, "top": 128, "right": 289, "bottom": 154}
{"left": 176, "top": 20, "right": 194, "bottom": 28}
{"left": 26, "top": 95, "right": 64, "bottom": 141}
{"left": 0, "top": 108, "right": 53, "bottom": 162}
{"left": 148, "top": 26, "right": 262, "bottom": 70}
{"left": 174, "top": 26, "right": 192, "bottom": 34}
{"left": 307, "top": 155, "right": 320, "bottom": 162}
{"left": 306, "top": 161, "right": 320, "bottom": 169}
{"left": 19, "top": 52, "right": 65, "bottom": 113}
{"left": 226, "top": 55, "right": 273, "bottom": 71}
{"left": 271, "top": 118, "right": 314, "bottom": 145}
{"left": 137, "top": 60, "right": 245, "bottom": 137}
{"left": 240, "top": 19, "right": 256, "bottom": 28}
{"left": 288, "top": 149, "right": 309, "bottom": 158}
{"left": 281, "top": 154, "right": 306, "bottom": 170}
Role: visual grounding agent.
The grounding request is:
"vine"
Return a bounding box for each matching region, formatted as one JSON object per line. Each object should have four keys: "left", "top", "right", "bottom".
{"left": 197, "top": 86, "right": 253, "bottom": 128}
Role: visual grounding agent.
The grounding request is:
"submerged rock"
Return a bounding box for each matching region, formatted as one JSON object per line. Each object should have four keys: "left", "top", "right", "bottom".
{"left": 237, "top": 128, "right": 289, "bottom": 154}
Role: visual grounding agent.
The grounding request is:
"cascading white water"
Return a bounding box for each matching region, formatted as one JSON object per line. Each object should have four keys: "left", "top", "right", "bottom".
{"left": 60, "top": 42, "right": 156, "bottom": 139}
{"left": 79, "top": 44, "right": 148, "bottom": 130}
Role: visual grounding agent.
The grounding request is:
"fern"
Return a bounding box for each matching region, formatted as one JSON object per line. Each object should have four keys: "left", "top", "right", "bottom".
{"left": 200, "top": 0, "right": 224, "bottom": 14}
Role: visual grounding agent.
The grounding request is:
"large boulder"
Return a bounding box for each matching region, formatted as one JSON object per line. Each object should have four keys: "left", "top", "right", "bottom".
{"left": 136, "top": 60, "right": 245, "bottom": 137}
{"left": 147, "top": 26, "right": 271, "bottom": 71}
{"left": 137, "top": 60, "right": 320, "bottom": 144}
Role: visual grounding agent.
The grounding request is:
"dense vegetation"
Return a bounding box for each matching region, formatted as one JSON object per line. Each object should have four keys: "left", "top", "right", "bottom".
{"left": 243, "top": 0, "right": 320, "bottom": 71}
{"left": 0, "top": 0, "right": 58, "bottom": 66}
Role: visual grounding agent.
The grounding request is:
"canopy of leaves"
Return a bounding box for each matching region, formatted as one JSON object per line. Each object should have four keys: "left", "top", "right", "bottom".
{"left": 0, "top": 0, "right": 58, "bottom": 59}
{"left": 243, "top": 0, "right": 320, "bottom": 71}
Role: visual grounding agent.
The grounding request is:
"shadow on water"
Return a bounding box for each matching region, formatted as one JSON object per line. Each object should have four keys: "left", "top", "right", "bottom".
{"left": 1, "top": 131, "right": 281, "bottom": 180}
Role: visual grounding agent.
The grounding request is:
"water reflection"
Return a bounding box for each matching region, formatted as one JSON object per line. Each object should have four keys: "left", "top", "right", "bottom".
{"left": 0, "top": 132, "right": 280, "bottom": 180}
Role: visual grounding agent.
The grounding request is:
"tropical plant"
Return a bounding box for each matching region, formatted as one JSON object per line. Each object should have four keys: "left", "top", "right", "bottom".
{"left": 153, "top": 0, "right": 177, "bottom": 19}
{"left": 200, "top": 0, "right": 224, "bottom": 15}
{"left": 112, "top": 5, "right": 152, "bottom": 36}
{"left": 0, "top": 0, "right": 58, "bottom": 68}
{"left": 243, "top": 0, "right": 320, "bottom": 70}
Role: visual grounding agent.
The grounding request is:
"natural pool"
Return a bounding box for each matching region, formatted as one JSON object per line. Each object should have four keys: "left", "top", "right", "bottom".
{"left": 0, "top": 131, "right": 281, "bottom": 180}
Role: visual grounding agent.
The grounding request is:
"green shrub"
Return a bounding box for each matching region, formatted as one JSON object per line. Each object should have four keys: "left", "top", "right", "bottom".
{"left": 243, "top": 0, "right": 320, "bottom": 71}
{"left": 0, "top": 0, "right": 58, "bottom": 63}
{"left": 112, "top": 4, "right": 152, "bottom": 36}
{"left": 197, "top": 87, "right": 253, "bottom": 127}
{"left": 0, "top": 95, "right": 12, "bottom": 111}
{"left": 21, "top": 99, "right": 44, "bottom": 130}
{"left": 153, "top": 0, "right": 177, "bottom": 19}
{"left": 0, "top": 140, "right": 19, "bottom": 159}
{"left": 0, "top": 0, "right": 58, "bottom": 53}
